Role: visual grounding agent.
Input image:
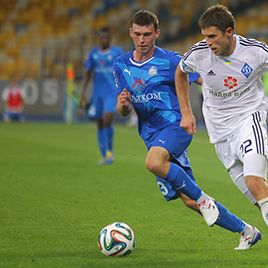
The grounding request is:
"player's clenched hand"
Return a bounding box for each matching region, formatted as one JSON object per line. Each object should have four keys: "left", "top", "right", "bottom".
{"left": 118, "top": 89, "right": 131, "bottom": 107}
{"left": 180, "top": 112, "right": 196, "bottom": 135}
{"left": 117, "top": 89, "right": 132, "bottom": 116}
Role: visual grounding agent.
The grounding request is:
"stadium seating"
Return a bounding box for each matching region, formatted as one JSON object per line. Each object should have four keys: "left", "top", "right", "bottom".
{"left": 0, "top": 0, "right": 266, "bottom": 80}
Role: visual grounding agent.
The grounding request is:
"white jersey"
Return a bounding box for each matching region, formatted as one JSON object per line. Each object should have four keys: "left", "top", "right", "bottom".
{"left": 180, "top": 34, "right": 268, "bottom": 143}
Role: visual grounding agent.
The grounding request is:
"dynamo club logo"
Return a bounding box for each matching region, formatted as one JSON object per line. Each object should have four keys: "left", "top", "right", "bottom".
{"left": 241, "top": 63, "right": 253, "bottom": 78}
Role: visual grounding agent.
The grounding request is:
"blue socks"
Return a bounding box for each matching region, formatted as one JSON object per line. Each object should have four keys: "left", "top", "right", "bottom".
{"left": 97, "top": 129, "right": 106, "bottom": 157}
{"left": 98, "top": 126, "right": 114, "bottom": 157}
{"left": 164, "top": 162, "right": 245, "bottom": 233}
{"left": 164, "top": 163, "right": 202, "bottom": 201}
{"left": 214, "top": 201, "right": 245, "bottom": 233}
{"left": 106, "top": 126, "right": 114, "bottom": 152}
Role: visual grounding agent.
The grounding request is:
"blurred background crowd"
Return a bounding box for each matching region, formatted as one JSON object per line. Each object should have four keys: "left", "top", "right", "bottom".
{"left": 0, "top": 0, "right": 267, "bottom": 122}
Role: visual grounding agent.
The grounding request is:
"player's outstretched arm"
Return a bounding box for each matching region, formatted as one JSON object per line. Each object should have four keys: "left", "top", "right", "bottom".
{"left": 175, "top": 66, "right": 196, "bottom": 134}
{"left": 117, "top": 89, "right": 132, "bottom": 117}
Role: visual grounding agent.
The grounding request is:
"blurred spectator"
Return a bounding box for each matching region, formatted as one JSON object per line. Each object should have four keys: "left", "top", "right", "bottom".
{"left": 2, "top": 80, "right": 25, "bottom": 123}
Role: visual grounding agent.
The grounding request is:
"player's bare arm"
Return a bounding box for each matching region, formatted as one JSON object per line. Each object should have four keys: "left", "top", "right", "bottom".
{"left": 80, "top": 70, "right": 92, "bottom": 108}
{"left": 117, "top": 89, "right": 132, "bottom": 117}
{"left": 175, "top": 66, "right": 196, "bottom": 134}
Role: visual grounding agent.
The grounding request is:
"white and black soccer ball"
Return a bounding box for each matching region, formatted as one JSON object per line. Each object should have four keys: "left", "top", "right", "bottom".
{"left": 98, "top": 222, "right": 135, "bottom": 256}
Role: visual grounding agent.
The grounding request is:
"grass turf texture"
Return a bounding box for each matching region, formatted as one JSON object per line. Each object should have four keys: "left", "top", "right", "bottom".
{"left": 0, "top": 122, "right": 268, "bottom": 268}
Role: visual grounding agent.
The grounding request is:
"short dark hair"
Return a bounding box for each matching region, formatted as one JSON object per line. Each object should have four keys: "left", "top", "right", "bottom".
{"left": 130, "top": 9, "right": 159, "bottom": 31}
{"left": 99, "top": 26, "right": 111, "bottom": 35}
{"left": 198, "top": 4, "right": 235, "bottom": 33}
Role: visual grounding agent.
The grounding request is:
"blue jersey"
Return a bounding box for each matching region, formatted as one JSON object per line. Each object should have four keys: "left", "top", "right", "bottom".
{"left": 113, "top": 46, "right": 199, "bottom": 142}
{"left": 84, "top": 46, "right": 123, "bottom": 97}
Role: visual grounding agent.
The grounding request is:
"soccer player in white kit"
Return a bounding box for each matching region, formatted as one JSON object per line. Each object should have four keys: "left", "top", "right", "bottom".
{"left": 175, "top": 4, "right": 268, "bottom": 246}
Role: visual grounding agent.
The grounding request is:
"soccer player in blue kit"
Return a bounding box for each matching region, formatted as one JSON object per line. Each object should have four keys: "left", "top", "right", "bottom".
{"left": 114, "top": 9, "right": 261, "bottom": 250}
{"left": 80, "top": 27, "right": 123, "bottom": 165}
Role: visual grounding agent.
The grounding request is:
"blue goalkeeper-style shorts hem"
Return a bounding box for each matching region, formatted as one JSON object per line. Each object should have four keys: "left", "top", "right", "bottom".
{"left": 144, "top": 125, "right": 192, "bottom": 165}
{"left": 4, "top": 111, "right": 25, "bottom": 122}
{"left": 144, "top": 125, "right": 196, "bottom": 201}
{"left": 90, "top": 94, "right": 116, "bottom": 119}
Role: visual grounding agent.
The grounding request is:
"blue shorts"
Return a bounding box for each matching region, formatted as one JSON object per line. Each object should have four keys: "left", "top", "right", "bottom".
{"left": 144, "top": 125, "right": 192, "bottom": 163}
{"left": 144, "top": 126, "right": 195, "bottom": 201}
{"left": 90, "top": 95, "right": 116, "bottom": 119}
{"left": 4, "top": 111, "right": 25, "bottom": 122}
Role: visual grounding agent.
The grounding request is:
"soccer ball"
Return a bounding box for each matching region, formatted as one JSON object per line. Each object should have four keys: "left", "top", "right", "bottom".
{"left": 98, "top": 222, "right": 135, "bottom": 256}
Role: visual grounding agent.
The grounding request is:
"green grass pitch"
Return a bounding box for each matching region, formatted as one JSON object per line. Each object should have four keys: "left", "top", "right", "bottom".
{"left": 1, "top": 122, "right": 268, "bottom": 268}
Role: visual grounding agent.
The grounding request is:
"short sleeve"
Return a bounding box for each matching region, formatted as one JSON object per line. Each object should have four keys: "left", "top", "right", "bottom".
{"left": 179, "top": 43, "right": 200, "bottom": 74}
{"left": 170, "top": 52, "right": 182, "bottom": 70}
{"left": 179, "top": 57, "right": 197, "bottom": 74}
{"left": 113, "top": 58, "right": 123, "bottom": 95}
{"left": 170, "top": 51, "right": 199, "bottom": 83}
{"left": 84, "top": 49, "right": 94, "bottom": 71}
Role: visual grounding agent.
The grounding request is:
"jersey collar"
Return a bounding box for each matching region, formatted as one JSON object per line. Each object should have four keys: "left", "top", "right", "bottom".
{"left": 129, "top": 48, "right": 156, "bottom": 66}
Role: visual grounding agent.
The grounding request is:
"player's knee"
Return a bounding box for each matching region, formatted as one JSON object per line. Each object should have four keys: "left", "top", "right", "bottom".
{"left": 103, "top": 120, "right": 112, "bottom": 127}
{"left": 146, "top": 147, "right": 170, "bottom": 176}
{"left": 103, "top": 113, "right": 113, "bottom": 126}
{"left": 231, "top": 172, "right": 257, "bottom": 204}
{"left": 145, "top": 157, "right": 162, "bottom": 175}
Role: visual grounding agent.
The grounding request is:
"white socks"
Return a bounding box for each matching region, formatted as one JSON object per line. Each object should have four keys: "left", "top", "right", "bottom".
{"left": 196, "top": 192, "right": 211, "bottom": 205}
{"left": 258, "top": 197, "right": 268, "bottom": 226}
{"left": 241, "top": 223, "right": 252, "bottom": 236}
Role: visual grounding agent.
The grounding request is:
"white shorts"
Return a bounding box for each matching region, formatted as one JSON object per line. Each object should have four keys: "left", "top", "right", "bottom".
{"left": 215, "top": 111, "right": 268, "bottom": 203}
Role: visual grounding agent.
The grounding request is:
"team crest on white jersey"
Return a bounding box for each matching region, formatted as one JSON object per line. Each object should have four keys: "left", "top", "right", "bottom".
{"left": 149, "top": 66, "right": 158, "bottom": 76}
{"left": 241, "top": 63, "right": 253, "bottom": 78}
{"left": 224, "top": 76, "right": 238, "bottom": 89}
